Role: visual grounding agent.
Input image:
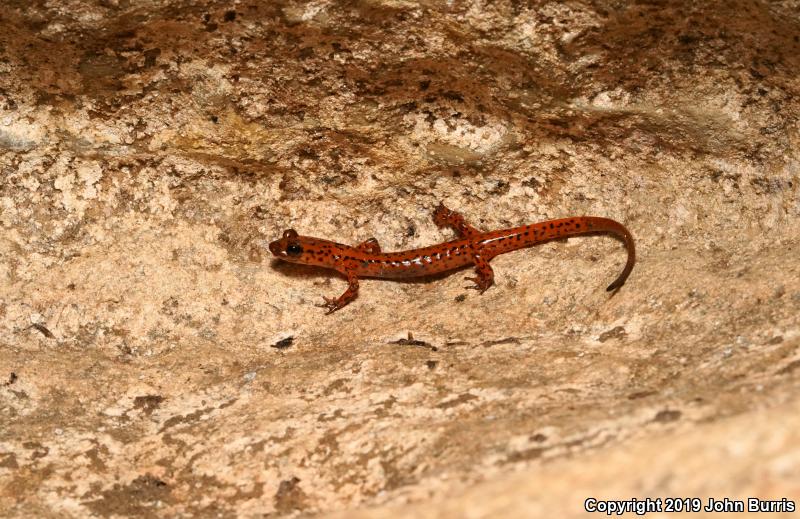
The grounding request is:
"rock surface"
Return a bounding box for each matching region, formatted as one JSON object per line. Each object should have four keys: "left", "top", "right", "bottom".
{"left": 1, "top": 1, "right": 799, "bottom": 517}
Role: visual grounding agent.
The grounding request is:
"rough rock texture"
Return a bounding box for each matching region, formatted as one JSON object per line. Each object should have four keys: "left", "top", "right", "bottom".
{"left": 1, "top": 1, "right": 799, "bottom": 517}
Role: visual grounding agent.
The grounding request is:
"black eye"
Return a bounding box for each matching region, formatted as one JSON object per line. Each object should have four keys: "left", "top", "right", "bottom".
{"left": 286, "top": 244, "right": 303, "bottom": 256}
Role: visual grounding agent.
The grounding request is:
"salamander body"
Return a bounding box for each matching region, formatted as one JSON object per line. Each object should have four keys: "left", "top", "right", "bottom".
{"left": 269, "top": 203, "right": 635, "bottom": 313}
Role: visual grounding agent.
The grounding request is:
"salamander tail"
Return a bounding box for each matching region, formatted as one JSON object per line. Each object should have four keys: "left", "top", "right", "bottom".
{"left": 594, "top": 218, "right": 635, "bottom": 291}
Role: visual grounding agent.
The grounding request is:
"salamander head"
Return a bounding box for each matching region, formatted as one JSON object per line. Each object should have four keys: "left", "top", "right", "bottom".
{"left": 269, "top": 229, "right": 340, "bottom": 268}
{"left": 269, "top": 229, "right": 306, "bottom": 261}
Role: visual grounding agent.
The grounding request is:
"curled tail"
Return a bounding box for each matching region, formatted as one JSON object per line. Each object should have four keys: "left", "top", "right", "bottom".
{"left": 577, "top": 217, "right": 635, "bottom": 291}
{"left": 517, "top": 216, "right": 635, "bottom": 291}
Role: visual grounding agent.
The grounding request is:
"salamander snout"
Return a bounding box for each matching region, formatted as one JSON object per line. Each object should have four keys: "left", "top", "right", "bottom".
{"left": 268, "top": 240, "right": 282, "bottom": 256}
{"left": 269, "top": 229, "right": 303, "bottom": 260}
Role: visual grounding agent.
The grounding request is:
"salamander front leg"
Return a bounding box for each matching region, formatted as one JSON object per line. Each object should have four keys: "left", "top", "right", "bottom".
{"left": 356, "top": 237, "right": 381, "bottom": 254}
{"left": 433, "top": 202, "right": 480, "bottom": 238}
{"left": 464, "top": 253, "right": 494, "bottom": 294}
{"left": 317, "top": 271, "right": 359, "bottom": 314}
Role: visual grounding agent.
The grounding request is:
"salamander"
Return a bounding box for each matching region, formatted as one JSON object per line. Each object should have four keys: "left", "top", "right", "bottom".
{"left": 269, "top": 203, "right": 635, "bottom": 314}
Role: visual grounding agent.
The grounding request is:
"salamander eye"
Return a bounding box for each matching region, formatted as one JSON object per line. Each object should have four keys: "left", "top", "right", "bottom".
{"left": 286, "top": 243, "right": 303, "bottom": 256}
{"left": 283, "top": 229, "right": 298, "bottom": 239}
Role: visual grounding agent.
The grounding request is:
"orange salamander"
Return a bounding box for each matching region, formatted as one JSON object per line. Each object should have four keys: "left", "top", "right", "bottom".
{"left": 269, "top": 203, "right": 635, "bottom": 314}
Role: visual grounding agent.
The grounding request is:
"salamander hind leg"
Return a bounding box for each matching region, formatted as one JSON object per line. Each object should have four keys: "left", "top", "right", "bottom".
{"left": 464, "top": 253, "right": 494, "bottom": 294}
{"left": 433, "top": 202, "right": 480, "bottom": 238}
{"left": 356, "top": 238, "right": 381, "bottom": 254}
{"left": 317, "top": 271, "right": 359, "bottom": 314}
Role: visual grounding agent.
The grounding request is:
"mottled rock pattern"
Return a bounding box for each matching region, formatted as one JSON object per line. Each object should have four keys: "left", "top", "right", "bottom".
{"left": 1, "top": 1, "right": 799, "bottom": 517}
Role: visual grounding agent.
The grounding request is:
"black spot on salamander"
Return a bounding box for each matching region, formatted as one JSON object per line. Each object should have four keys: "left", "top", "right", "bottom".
{"left": 575, "top": 223, "right": 581, "bottom": 229}
{"left": 549, "top": 223, "right": 554, "bottom": 229}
